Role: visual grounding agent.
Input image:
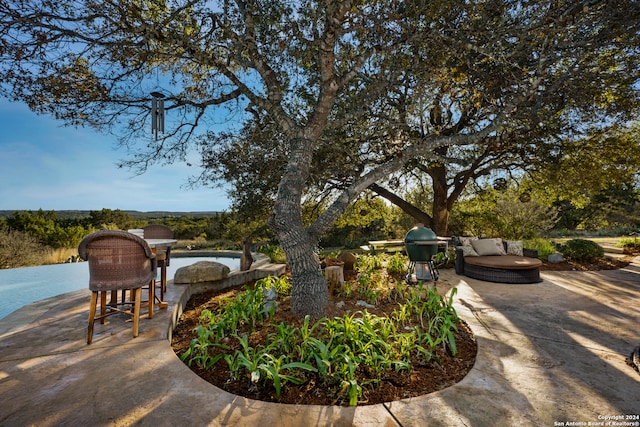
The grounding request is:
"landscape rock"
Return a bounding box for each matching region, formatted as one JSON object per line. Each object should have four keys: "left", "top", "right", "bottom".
{"left": 174, "top": 261, "right": 230, "bottom": 284}
{"left": 337, "top": 251, "right": 357, "bottom": 270}
{"left": 262, "top": 286, "right": 278, "bottom": 318}
{"left": 356, "top": 300, "right": 375, "bottom": 309}
{"left": 548, "top": 253, "right": 565, "bottom": 263}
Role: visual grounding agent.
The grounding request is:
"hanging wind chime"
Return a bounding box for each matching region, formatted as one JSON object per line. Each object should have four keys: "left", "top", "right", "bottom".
{"left": 150, "top": 91, "right": 165, "bottom": 140}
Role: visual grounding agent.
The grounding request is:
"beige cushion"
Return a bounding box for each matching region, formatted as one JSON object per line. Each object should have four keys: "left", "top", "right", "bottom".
{"left": 465, "top": 255, "right": 542, "bottom": 270}
{"left": 506, "top": 240, "right": 524, "bottom": 256}
{"left": 459, "top": 236, "right": 478, "bottom": 247}
{"left": 458, "top": 245, "right": 479, "bottom": 257}
{"left": 471, "top": 238, "right": 506, "bottom": 256}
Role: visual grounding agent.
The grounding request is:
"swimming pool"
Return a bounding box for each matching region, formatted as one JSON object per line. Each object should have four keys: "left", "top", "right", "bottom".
{"left": 0, "top": 256, "right": 240, "bottom": 320}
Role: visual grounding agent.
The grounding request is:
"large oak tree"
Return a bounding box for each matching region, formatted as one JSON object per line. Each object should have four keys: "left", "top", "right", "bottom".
{"left": 1, "top": 0, "right": 638, "bottom": 317}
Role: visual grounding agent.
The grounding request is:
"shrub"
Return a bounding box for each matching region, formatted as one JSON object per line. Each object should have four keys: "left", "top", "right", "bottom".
{"left": 523, "top": 238, "right": 556, "bottom": 260}
{"left": 618, "top": 235, "right": 640, "bottom": 251}
{"left": 0, "top": 227, "right": 50, "bottom": 268}
{"left": 260, "top": 245, "right": 287, "bottom": 263}
{"left": 559, "top": 239, "right": 604, "bottom": 262}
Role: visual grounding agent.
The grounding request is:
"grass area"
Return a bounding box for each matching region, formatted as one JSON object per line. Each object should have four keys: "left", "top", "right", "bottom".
{"left": 43, "top": 247, "right": 78, "bottom": 265}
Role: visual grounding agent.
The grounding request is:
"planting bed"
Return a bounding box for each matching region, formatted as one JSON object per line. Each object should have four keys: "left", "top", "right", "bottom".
{"left": 171, "top": 271, "right": 477, "bottom": 406}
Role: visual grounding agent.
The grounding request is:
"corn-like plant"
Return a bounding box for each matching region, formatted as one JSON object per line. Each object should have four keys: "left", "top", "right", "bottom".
{"left": 255, "top": 275, "right": 292, "bottom": 298}
{"left": 179, "top": 272, "right": 463, "bottom": 407}
{"left": 338, "top": 353, "right": 362, "bottom": 407}
{"left": 356, "top": 253, "right": 383, "bottom": 273}
{"left": 258, "top": 354, "right": 316, "bottom": 399}
{"left": 386, "top": 252, "right": 407, "bottom": 275}
{"left": 180, "top": 325, "right": 228, "bottom": 369}
{"left": 306, "top": 336, "right": 346, "bottom": 384}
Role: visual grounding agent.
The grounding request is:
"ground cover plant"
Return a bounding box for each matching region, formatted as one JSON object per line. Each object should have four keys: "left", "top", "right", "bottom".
{"left": 172, "top": 254, "right": 476, "bottom": 406}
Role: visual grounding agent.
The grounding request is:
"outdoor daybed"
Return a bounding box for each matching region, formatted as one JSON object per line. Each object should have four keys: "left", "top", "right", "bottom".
{"left": 455, "top": 237, "right": 542, "bottom": 284}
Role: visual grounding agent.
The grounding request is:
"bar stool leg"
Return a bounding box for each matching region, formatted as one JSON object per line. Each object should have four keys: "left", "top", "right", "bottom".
{"left": 87, "top": 291, "right": 98, "bottom": 344}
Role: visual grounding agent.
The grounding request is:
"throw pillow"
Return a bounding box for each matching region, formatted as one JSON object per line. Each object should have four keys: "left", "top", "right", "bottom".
{"left": 457, "top": 245, "right": 479, "bottom": 257}
{"left": 459, "top": 236, "right": 478, "bottom": 247}
{"left": 506, "top": 240, "right": 524, "bottom": 256}
{"left": 471, "top": 238, "right": 506, "bottom": 256}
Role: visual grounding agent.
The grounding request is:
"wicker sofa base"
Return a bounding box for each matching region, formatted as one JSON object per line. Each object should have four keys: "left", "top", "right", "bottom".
{"left": 461, "top": 262, "right": 541, "bottom": 284}
{"left": 454, "top": 243, "right": 542, "bottom": 284}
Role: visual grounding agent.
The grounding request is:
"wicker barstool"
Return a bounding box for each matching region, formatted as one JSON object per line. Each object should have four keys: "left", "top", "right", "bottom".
{"left": 79, "top": 230, "right": 157, "bottom": 344}
{"left": 142, "top": 224, "right": 174, "bottom": 301}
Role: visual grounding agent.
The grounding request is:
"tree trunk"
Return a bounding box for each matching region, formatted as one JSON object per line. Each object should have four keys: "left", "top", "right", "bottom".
{"left": 272, "top": 218, "right": 328, "bottom": 319}
{"left": 268, "top": 133, "right": 329, "bottom": 319}
{"left": 430, "top": 163, "right": 450, "bottom": 236}
{"left": 431, "top": 198, "right": 450, "bottom": 236}
{"left": 240, "top": 239, "right": 253, "bottom": 271}
{"left": 368, "top": 183, "right": 433, "bottom": 227}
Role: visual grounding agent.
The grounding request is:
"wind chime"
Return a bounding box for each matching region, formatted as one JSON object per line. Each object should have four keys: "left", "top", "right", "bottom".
{"left": 151, "top": 91, "right": 165, "bottom": 140}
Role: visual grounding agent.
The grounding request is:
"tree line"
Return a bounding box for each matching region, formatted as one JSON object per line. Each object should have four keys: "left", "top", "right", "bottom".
{"left": 3, "top": 179, "right": 638, "bottom": 269}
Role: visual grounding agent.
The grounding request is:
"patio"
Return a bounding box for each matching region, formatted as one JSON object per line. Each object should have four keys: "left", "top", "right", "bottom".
{"left": 0, "top": 258, "right": 638, "bottom": 425}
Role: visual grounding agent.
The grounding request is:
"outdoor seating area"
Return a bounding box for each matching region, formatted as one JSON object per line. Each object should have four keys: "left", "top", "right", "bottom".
{"left": 78, "top": 227, "right": 177, "bottom": 344}
{"left": 142, "top": 224, "right": 175, "bottom": 302}
{"left": 454, "top": 237, "right": 542, "bottom": 284}
{"left": 78, "top": 230, "right": 158, "bottom": 344}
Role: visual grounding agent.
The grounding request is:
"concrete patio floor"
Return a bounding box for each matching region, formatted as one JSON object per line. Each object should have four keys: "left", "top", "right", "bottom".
{"left": 0, "top": 258, "right": 639, "bottom": 426}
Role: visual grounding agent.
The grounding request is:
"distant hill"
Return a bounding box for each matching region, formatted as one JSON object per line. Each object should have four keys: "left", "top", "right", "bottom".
{"left": 0, "top": 210, "right": 223, "bottom": 219}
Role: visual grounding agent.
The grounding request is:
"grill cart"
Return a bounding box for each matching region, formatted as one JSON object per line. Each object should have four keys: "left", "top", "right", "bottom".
{"left": 404, "top": 224, "right": 441, "bottom": 284}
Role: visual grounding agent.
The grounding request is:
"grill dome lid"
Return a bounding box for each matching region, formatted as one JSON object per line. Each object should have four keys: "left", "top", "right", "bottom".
{"left": 404, "top": 224, "right": 437, "bottom": 243}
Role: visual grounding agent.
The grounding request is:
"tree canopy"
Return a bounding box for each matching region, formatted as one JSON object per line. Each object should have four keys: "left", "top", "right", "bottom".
{"left": 1, "top": 0, "right": 638, "bottom": 317}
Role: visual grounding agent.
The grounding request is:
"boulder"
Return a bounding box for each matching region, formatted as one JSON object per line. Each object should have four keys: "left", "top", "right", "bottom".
{"left": 174, "top": 261, "right": 230, "bottom": 284}
{"left": 337, "top": 251, "right": 357, "bottom": 271}
{"left": 548, "top": 253, "right": 565, "bottom": 263}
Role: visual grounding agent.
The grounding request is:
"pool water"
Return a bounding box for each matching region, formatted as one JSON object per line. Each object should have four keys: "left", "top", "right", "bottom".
{"left": 0, "top": 257, "right": 240, "bottom": 320}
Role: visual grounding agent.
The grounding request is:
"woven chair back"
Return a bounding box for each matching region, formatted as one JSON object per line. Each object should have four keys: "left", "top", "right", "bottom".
{"left": 78, "top": 230, "right": 156, "bottom": 292}
{"left": 143, "top": 224, "right": 174, "bottom": 239}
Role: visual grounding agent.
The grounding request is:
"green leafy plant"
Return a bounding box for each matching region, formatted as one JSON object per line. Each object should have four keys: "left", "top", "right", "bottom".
{"left": 386, "top": 252, "right": 407, "bottom": 275}
{"left": 258, "top": 354, "right": 316, "bottom": 399}
{"left": 260, "top": 245, "right": 286, "bottom": 263}
{"left": 256, "top": 275, "right": 292, "bottom": 298}
{"left": 559, "top": 239, "right": 604, "bottom": 262}
{"left": 179, "top": 272, "right": 464, "bottom": 407}
{"left": 524, "top": 238, "right": 556, "bottom": 260}
{"left": 180, "top": 324, "right": 228, "bottom": 369}
{"left": 356, "top": 254, "right": 383, "bottom": 273}
{"left": 618, "top": 235, "right": 640, "bottom": 251}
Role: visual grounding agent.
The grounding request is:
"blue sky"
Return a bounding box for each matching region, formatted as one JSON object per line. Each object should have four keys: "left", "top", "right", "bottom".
{"left": 0, "top": 100, "right": 230, "bottom": 212}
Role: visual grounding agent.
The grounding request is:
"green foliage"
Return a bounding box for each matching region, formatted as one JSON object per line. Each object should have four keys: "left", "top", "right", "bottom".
{"left": 259, "top": 245, "right": 287, "bottom": 264}
{"left": 453, "top": 186, "right": 558, "bottom": 239}
{"left": 531, "top": 125, "right": 640, "bottom": 224}
{"left": 618, "top": 235, "right": 640, "bottom": 251}
{"left": 255, "top": 275, "right": 292, "bottom": 299}
{"left": 1, "top": 209, "right": 265, "bottom": 260}
{"left": 523, "top": 238, "right": 556, "bottom": 261}
{"left": 559, "top": 239, "right": 604, "bottom": 262}
{"left": 87, "top": 208, "right": 139, "bottom": 230}
{"left": 355, "top": 254, "right": 383, "bottom": 273}
{"left": 5, "top": 210, "right": 94, "bottom": 248}
{"left": 0, "top": 226, "right": 50, "bottom": 269}
{"left": 180, "top": 274, "right": 460, "bottom": 407}
{"left": 385, "top": 252, "right": 407, "bottom": 275}
{"left": 493, "top": 197, "right": 558, "bottom": 240}
{"left": 320, "top": 198, "right": 398, "bottom": 248}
